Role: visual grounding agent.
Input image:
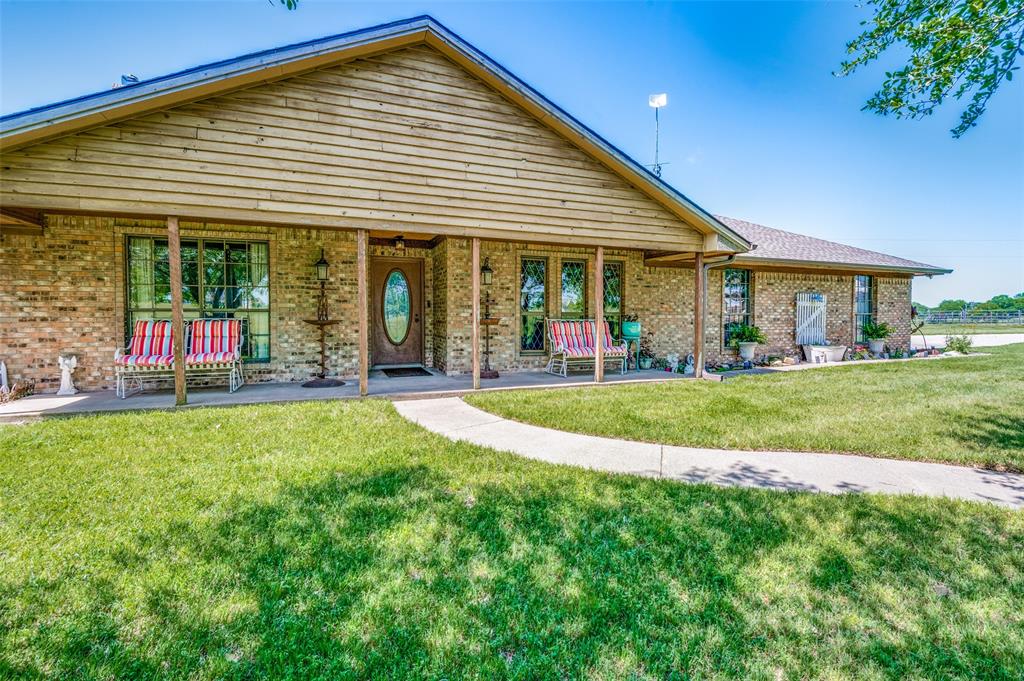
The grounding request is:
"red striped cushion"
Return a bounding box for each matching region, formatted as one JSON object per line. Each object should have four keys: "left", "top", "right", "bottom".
{"left": 128, "top": 320, "right": 174, "bottom": 356}
{"left": 116, "top": 354, "right": 174, "bottom": 367}
{"left": 550, "top": 320, "right": 624, "bottom": 355}
{"left": 186, "top": 351, "right": 238, "bottom": 365}
{"left": 190, "top": 319, "right": 242, "bottom": 355}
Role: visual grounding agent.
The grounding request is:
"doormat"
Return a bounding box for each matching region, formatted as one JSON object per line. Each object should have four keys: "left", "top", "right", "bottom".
{"left": 382, "top": 367, "right": 433, "bottom": 378}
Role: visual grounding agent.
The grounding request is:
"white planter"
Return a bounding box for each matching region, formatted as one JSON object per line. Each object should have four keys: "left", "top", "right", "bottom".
{"left": 868, "top": 339, "right": 885, "bottom": 354}
{"left": 737, "top": 342, "right": 757, "bottom": 361}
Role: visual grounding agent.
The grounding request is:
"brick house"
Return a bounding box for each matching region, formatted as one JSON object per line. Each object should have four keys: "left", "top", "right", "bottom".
{"left": 0, "top": 16, "right": 949, "bottom": 395}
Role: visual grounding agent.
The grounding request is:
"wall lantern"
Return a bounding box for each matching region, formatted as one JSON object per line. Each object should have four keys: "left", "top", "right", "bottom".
{"left": 480, "top": 257, "right": 494, "bottom": 286}
{"left": 393, "top": 235, "right": 405, "bottom": 251}
{"left": 314, "top": 249, "right": 330, "bottom": 321}
{"left": 314, "top": 249, "right": 330, "bottom": 282}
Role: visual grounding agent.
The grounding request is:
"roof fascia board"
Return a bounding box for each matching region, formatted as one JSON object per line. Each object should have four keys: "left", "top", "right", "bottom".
{"left": 731, "top": 255, "right": 952, "bottom": 276}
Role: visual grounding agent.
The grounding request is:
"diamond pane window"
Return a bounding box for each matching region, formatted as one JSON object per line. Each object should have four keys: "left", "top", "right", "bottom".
{"left": 854, "top": 275, "right": 875, "bottom": 343}
{"left": 560, "top": 260, "right": 586, "bottom": 319}
{"left": 125, "top": 237, "right": 271, "bottom": 360}
{"left": 723, "top": 268, "right": 752, "bottom": 345}
{"left": 602, "top": 262, "right": 624, "bottom": 339}
{"left": 520, "top": 258, "right": 547, "bottom": 352}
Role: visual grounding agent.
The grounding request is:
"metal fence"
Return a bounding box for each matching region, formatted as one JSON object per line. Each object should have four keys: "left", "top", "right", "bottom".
{"left": 922, "top": 310, "right": 1024, "bottom": 325}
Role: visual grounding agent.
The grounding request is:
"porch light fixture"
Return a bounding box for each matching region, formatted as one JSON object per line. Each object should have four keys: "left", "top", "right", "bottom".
{"left": 314, "top": 249, "right": 330, "bottom": 321}
{"left": 393, "top": 235, "right": 405, "bottom": 251}
{"left": 314, "top": 249, "right": 330, "bottom": 281}
{"left": 480, "top": 257, "right": 493, "bottom": 286}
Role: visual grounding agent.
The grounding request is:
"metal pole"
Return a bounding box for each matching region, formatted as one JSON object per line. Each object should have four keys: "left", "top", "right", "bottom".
{"left": 654, "top": 107, "right": 660, "bottom": 177}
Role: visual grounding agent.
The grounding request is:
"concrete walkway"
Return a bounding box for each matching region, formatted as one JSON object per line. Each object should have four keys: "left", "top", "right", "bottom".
{"left": 394, "top": 397, "right": 1024, "bottom": 508}
{"left": 912, "top": 333, "right": 1024, "bottom": 349}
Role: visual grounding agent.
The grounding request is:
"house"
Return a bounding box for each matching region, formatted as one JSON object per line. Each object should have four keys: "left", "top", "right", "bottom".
{"left": 0, "top": 16, "right": 949, "bottom": 396}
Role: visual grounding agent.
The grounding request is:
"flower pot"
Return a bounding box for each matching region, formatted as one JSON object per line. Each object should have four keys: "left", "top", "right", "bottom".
{"left": 868, "top": 339, "right": 885, "bottom": 354}
{"left": 639, "top": 357, "right": 652, "bottom": 370}
{"left": 621, "top": 321, "right": 641, "bottom": 339}
{"left": 737, "top": 342, "right": 757, "bottom": 361}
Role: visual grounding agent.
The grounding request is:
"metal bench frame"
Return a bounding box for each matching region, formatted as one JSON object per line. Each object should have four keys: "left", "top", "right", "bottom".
{"left": 115, "top": 319, "right": 245, "bottom": 398}
{"left": 544, "top": 318, "right": 627, "bottom": 377}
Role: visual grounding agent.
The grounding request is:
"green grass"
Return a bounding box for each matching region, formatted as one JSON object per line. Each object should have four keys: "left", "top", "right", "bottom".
{"left": 468, "top": 344, "right": 1024, "bottom": 472}
{"left": 1, "top": 403, "right": 1022, "bottom": 679}
{"left": 920, "top": 324, "right": 1024, "bottom": 335}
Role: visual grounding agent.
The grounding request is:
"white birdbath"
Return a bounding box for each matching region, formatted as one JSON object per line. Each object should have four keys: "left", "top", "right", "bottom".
{"left": 57, "top": 354, "right": 79, "bottom": 396}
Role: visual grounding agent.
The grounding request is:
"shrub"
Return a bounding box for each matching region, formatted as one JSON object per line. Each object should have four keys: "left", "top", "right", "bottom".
{"left": 861, "top": 321, "right": 895, "bottom": 340}
{"left": 945, "top": 335, "right": 973, "bottom": 353}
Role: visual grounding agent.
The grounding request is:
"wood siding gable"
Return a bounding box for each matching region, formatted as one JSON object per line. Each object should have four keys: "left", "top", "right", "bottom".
{"left": 1, "top": 46, "right": 706, "bottom": 251}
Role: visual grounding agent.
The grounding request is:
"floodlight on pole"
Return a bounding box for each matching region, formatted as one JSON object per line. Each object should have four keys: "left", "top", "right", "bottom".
{"left": 649, "top": 93, "right": 667, "bottom": 177}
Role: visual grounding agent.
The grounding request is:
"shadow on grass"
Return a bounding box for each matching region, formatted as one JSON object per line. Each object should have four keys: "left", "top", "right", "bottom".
{"left": 3, "top": 465, "right": 1021, "bottom": 679}
{"left": 943, "top": 404, "right": 1024, "bottom": 473}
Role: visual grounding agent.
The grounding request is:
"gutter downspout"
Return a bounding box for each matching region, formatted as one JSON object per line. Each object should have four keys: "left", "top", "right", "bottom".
{"left": 696, "top": 254, "right": 737, "bottom": 379}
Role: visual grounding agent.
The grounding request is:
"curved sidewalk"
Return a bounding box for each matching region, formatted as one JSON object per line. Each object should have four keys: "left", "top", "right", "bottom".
{"left": 394, "top": 397, "right": 1024, "bottom": 508}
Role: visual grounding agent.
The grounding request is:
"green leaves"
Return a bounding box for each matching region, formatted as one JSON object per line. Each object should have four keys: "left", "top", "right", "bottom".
{"left": 837, "top": 0, "right": 1024, "bottom": 137}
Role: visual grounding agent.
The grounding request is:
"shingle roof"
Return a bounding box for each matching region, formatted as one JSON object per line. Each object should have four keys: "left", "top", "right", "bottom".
{"left": 715, "top": 216, "right": 951, "bottom": 275}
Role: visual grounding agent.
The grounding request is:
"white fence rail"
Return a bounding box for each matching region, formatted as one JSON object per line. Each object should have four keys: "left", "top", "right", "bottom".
{"left": 922, "top": 310, "right": 1023, "bottom": 325}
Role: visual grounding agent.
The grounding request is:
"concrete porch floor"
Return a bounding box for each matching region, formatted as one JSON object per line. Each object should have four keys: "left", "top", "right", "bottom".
{"left": 0, "top": 368, "right": 688, "bottom": 421}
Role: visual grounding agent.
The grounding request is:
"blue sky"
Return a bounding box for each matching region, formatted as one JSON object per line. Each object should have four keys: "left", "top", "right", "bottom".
{"left": 2, "top": 1, "right": 1022, "bottom": 305}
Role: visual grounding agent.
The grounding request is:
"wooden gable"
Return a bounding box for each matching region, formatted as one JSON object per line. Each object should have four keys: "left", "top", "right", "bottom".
{"left": 0, "top": 45, "right": 706, "bottom": 250}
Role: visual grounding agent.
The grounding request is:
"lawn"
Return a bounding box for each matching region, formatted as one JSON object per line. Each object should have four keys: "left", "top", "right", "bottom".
{"left": 467, "top": 343, "right": 1024, "bottom": 472}
{"left": 1, "top": 402, "right": 1022, "bottom": 679}
{"left": 920, "top": 324, "right": 1024, "bottom": 335}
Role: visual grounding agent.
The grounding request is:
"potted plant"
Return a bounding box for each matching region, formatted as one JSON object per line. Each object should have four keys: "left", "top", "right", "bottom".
{"left": 860, "top": 321, "right": 894, "bottom": 354}
{"left": 621, "top": 314, "right": 641, "bottom": 340}
{"left": 638, "top": 331, "right": 655, "bottom": 369}
{"left": 728, "top": 323, "right": 767, "bottom": 361}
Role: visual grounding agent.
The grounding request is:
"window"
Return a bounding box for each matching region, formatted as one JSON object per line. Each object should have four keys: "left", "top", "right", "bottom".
{"left": 520, "top": 257, "right": 547, "bottom": 352}
{"left": 602, "top": 262, "right": 624, "bottom": 339}
{"left": 722, "top": 268, "right": 752, "bottom": 345}
{"left": 560, "top": 260, "right": 587, "bottom": 319}
{"left": 126, "top": 236, "right": 271, "bottom": 360}
{"left": 854, "top": 275, "right": 875, "bottom": 342}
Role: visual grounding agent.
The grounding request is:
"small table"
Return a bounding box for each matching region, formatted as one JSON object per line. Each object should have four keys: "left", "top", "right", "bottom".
{"left": 302, "top": 319, "right": 345, "bottom": 388}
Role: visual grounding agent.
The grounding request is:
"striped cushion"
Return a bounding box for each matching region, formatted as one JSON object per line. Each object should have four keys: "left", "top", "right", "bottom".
{"left": 186, "top": 351, "right": 238, "bottom": 365}
{"left": 127, "top": 320, "right": 174, "bottom": 356}
{"left": 549, "top": 320, "right": 625, "bottom": 355}
{"left": 189, "top": 319, "right": 242, "bottom": 356}
{"left": 116, "top": 354, "right": 174, "bottom": 367}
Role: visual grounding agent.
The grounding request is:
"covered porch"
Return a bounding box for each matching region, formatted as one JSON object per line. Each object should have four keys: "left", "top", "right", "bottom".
{"left": 0, "top": 366, "right": 689, "bottom": 422}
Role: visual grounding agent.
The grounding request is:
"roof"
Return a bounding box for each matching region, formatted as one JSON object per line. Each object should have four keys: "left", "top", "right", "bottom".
{"left": 0, "top": 15, "right": 751, "bottom": 253}
{"left": 716, "top": 216, "right": 951, "bottom": 276}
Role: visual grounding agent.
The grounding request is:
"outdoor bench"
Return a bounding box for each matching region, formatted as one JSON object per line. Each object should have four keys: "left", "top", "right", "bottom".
{"left": 544, "top": 318, "right": 628, "bottom": 377}
{"left": 115, "top": 319, "right": 245, "bottom": 398}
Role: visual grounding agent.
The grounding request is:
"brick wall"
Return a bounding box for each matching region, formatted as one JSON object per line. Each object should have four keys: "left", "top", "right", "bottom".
{"left": 0, "top": 215, "right": 915, "bottom": 392}
{"left": 1, "top": 215, "right": 118, "bottom": 392}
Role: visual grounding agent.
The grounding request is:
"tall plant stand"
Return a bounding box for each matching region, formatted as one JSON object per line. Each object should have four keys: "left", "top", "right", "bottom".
{"left": 302, "top": 319, "right": 345, "bottom": 388}
{"left": 480, "top": 289, "right": 499, "bottom": 379}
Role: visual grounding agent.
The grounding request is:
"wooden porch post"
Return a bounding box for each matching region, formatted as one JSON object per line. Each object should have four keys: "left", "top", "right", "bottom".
{"left": 594, "top": 246, "right": 604, "bottom": 382}
{"left": 357, "top": 229, "right": 369, "bottom": 396}
{"left": 693, "top": 252, "right": 704, "bottom": 379}
{"left": 167, "top": 216, "right": 187, "bottom": 405}
{"left": 471, "top": 237, "right": 481, "bottom": 390}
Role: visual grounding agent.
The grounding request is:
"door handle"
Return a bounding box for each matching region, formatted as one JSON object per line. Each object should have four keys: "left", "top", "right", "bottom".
{"left": 414, "top": 313, "right": 420, "bottom": 323}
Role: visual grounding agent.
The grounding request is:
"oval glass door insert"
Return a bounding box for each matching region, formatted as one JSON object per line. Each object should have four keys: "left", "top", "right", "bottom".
{"left": 383, "top": 269, "right": 411, "bottom": 345}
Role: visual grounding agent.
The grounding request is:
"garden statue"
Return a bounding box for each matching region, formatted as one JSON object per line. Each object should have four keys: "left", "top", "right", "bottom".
{"left": 57, "top": 354, "right": 78, "bottom": 396}
{"left": 666, "top": 353, "right": 679, "bottom": 372}
{"left": 683, "top": 354, "right": 695, "bottom": 375}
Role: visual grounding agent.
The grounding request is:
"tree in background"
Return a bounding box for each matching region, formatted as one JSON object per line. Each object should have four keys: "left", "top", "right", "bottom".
{"left": 837, "top": 0, "right": 1024, "bottom": 137}
{"left": 917, "top": 293, "right": 1024, "bottom": 312}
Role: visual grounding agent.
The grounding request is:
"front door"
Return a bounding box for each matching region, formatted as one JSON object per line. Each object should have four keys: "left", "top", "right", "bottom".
{"left": 372, "top": 257, "right": 423, "bottom": 366}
